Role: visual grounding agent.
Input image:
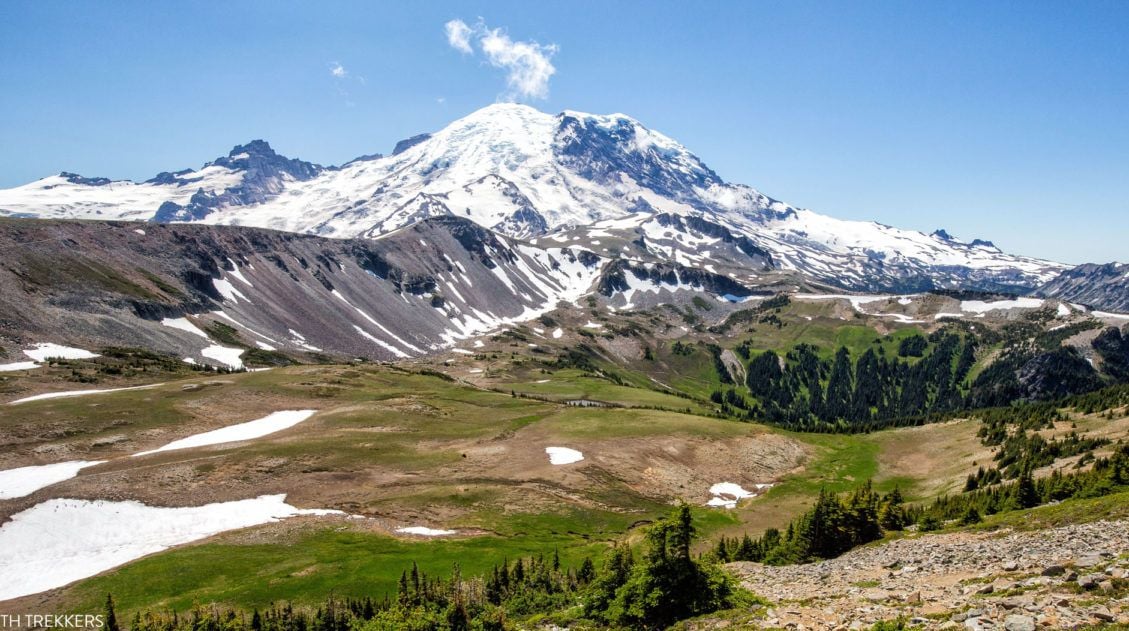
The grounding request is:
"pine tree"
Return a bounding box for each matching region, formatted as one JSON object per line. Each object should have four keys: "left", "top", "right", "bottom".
{"left": 1013, "top": 468, "right": 1039, "bottom": 509}
{"left": 103, "top": 594, "right": 120, "bottom": 631}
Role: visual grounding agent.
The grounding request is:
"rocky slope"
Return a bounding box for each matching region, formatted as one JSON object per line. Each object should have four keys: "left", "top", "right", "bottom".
{"left": 723, "top": 520, "right": 1129, "bottom": 630}
{"left": 1039, "top": 263, "right": 1129, "bottom": 313}
{"left": 0, "top": 217, "right": 600, "bottom": 367}
{"left": 0, "top": 104, "right": 1069, "bottom": 295}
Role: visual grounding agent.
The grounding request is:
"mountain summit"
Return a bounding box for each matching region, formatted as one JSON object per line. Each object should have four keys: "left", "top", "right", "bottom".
{"left": 0, "top": 103, "right": 1066, "bottom": 293}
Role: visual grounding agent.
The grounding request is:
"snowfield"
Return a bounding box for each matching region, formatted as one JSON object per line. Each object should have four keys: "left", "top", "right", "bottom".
{"left": 0, "top": 494, "right": 341, "bottom": 601}
{"left": 22, "top": 343, "right": 99, "bottom": 362}
{"left": 0, "top": 460, "right": 105, "bottom": 500}
{"left": 133, "top": 410, "right": 317, "bottom": 457}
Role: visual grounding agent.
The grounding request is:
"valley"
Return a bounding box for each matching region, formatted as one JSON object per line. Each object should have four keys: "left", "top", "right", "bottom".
{"left": 0, "top": 102, "right": 1126, "bottom": 629}
{"left": 2, "top": 280, "right": 1127, "bottom": 627}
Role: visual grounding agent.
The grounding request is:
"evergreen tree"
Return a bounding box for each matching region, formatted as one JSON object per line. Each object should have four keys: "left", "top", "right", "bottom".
{"left": 1013, "top": 468, "right": 1039, "bottom": 509}
{"left": 104, "top": 594, "right": 120, "bottom": 631}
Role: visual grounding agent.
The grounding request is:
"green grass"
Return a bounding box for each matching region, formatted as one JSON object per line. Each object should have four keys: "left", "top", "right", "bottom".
{"left": 503, "top": 368, "right": 711, "bottom": 414}
{"left": 770, "top": 432, "right": 885, "bottom": 497}
{"left": 973, "top": 490, "right": 1129, "bottom": 531}
{"left": 63, "top": 526, "right": 610, "bottom": 617}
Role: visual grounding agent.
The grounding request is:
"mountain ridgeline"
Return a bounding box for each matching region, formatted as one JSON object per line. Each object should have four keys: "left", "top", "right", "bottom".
{"left": 0, "top": 103, "right": 1108, "bottom": 301}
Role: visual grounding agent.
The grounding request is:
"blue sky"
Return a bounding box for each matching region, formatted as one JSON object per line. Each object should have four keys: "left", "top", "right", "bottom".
{"left": 1, "top": 1, "right": 1126, "bottom": 264}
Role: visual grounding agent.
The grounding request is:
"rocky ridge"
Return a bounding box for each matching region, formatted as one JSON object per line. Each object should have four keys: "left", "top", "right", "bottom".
{"left": 723, "top": 521, "right": 1129, "bottom": 630}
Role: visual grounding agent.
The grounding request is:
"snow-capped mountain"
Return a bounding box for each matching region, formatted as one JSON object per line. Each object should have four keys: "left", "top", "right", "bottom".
{"left": 0, "top": 103, "right": 1068, "bottom": 293}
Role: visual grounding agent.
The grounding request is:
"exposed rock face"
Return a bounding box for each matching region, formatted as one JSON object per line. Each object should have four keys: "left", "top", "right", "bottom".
{"left": 1039, "top": 262, "right": 1129, "bottom": 313}
{"left": 725, "top": 520, "right": 1129, "bottom": 629}
{"left": 152, "top": 140, "right": 324, "bottom": 222}
{"left": 0, "top": 217, "right": 602, "bottom": 366}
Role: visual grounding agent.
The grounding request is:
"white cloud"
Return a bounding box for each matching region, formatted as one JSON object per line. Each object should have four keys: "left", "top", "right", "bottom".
{"left": 443, "top": 19, "right": 557, "bottom": 101}
{"left": 330, "top": 62, "right": 347, "bottom": 78}
{"left": 479, "top": 27, "right": 557, "bottom": 101}
{"left": 445, "top": 19, "right": 473, "bottom": 54}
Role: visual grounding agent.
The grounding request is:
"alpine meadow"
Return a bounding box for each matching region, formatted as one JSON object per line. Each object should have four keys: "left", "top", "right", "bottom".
{"left": 1, "top": 3, "right": 1128, "bottom": 630}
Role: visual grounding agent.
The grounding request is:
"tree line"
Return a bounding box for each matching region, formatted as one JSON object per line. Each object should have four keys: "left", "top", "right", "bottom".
{"left": 102, "top": 505, "right": 747, "bottom": 631}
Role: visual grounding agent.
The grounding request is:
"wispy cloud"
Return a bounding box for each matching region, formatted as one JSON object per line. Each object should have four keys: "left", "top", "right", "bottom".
{"left": 445, "top": 19, "right": 473, "bottom": 54}
{"left": 330, "top": 62, "right": 347, "bottom": 78}
{"left": 444, "top": 19, "right": 557, "bottom": 101}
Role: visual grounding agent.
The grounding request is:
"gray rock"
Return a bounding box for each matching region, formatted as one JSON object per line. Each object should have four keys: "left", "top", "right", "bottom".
{"left": 1077, "top": 573, "right": 1102, "bottom": 589}
{"left": 1040, "top": 565, "right": 1066, "bottom": 576}
{"left": 1074, "top": 554, "right": 1103, "bottom": 567}
{"left": 1003, "top": 615, "right": 1035, "bottom": 631}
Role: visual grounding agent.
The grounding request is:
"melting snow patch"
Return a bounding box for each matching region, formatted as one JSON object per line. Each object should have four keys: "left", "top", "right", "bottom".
{"left": 8, "top": 383, "right": 164, "bottom": 405}
{"left": 1094, "top": 311, "right": 1129, "bottom": 320}
{"left": 545, "top": 447, "right": 584, "bottom": 465}
{"left": 133, "top": 228, "right": 146, "bottom": 235}
{"left": 23, "top": 343, "right": 99, "bottom": 362}
{"left": 213, "top": 278, "right": 248, "bottom": 303}
{"left": 226, "top": 259, "right": 253, "bottom": 287}
{"left": 201, "top": 345, "right": 245, "bottom": 369}
{"left": 552, "top": 328, "right": 563, "bottom": 339}
{"left": 451, "top": 348, "right": 474, "bottom": 355}
{"left": 161, "top": 317, "right": 209, "bottom": 338}
{"left": 396, "top": 526, "right": 457, "bottom": 537}
{"left": 960, "top": 297, "right": 1044, "bottom": 313}
{"left": 707, "top": 482, "right": 756, "bottom": 509}
{"left": 0, "top": 494, "right": 341, "bottom": 601}
{"left": 0, "top": 361, "right": 40, "bottom": 372}
{"left": 582, "top": 321, "right": 603, "bottom": 329}
{"left": 0, "top": 461, "right": 105, "bottom": 500}
{"left": 133, "top": 410, "right": 317, "bottom": 457}
{"left": 473, "top": 340, "right": 485, "bottom": 348}
{"left": 1056, "top": 303, "right": 1072, "bottom": 318}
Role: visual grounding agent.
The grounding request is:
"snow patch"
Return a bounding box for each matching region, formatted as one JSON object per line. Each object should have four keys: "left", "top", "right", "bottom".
{"left": 201, "top": 345, "right": 245, "bottom": 369}
{"left": 959, "top": 297, "right": 1044, "bottom": 313}
{"left": 396, "top": 526, "right": 457, "bottom": 537}
{"left": 0, "top": 362, "right": 40, "bottom": 372}
{"left": 545, "top": 446, "right": 584, "bottom": 465}
{"left": 706, "top": 482, "right": 756, "bottom": 509}
{"left": 0, "top": 461, "right": 105, "bottom": 500}
{"left": 133, "top": 410, "right": 317, "bottom": 457}
{"left": 213, "top": 278, "right": 248, "bottom": 303}
{"left": 0, "top": 494, "right": 342, "bottom": 601}
{"left": 161, "top": 317, "right": 209, "bottom": 338}
{"left": 23, "top": 343, "right": 99, "bottom": 362}
{"left": 8, "top": 383, "right": 164, "bottom": 405}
